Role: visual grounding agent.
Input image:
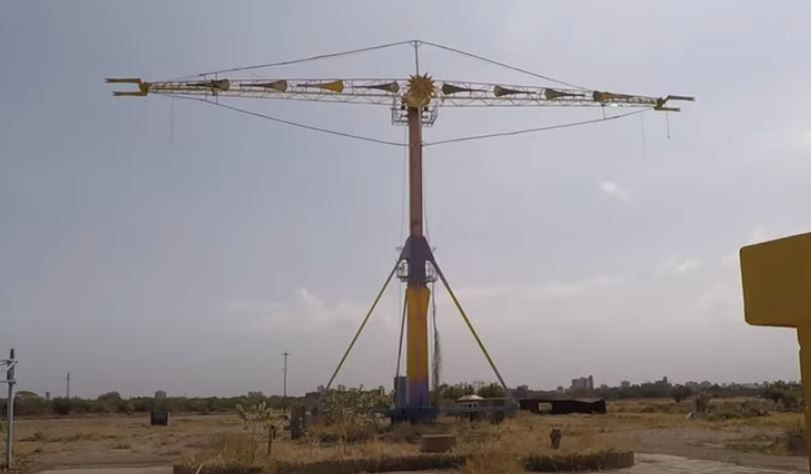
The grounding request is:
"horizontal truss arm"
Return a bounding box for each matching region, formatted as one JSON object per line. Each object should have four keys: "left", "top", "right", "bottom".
{"left": 106, "top": 77, "right": 693, "bottom": 111}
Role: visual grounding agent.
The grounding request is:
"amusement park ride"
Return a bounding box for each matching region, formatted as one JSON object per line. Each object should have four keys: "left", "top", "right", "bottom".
{"left": 108, "top": 40, "right": 693, "bottom": 421}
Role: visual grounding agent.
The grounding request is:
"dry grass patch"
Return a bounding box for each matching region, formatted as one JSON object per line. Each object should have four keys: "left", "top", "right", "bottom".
{"left": 726, "top": 422, "right": 806, "bottom": 456}
{"left": 178, "top": 413, "right": 633, "bottom": 474}
{"left": 462, "top": 441, "right": 524, "bottom": 474}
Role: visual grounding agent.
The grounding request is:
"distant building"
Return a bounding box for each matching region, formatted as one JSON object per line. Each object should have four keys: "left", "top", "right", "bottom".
{"left": 509, "top": 385, "right": 560, "bottom": 400}
{"left": 654, "top": 377, "right": 670, "bottom": 387}
{"left": 570, "top": 376, "right": 594, "bottom": 391}
{"left": 393, "top": 376, "right": 408, "bottom": 409}
{"left": 154, "top": 390, "right": 167, "bottom": 400}
{"left": 620, "top": 381, "right": 631, "bottom": 389}
{"left": 513, "top": 385, "right": 530, "bottom": 399}
{"left": 45, "top": 391, "right": 51, "bottom": 401}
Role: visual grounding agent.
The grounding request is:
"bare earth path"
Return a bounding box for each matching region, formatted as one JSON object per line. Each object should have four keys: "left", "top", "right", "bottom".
{"left": 40, "top": 468, "right": 172, "bottom": 474}
{"left": 37, "top": 454, "right": 810, "bottom": 474}
{"left": 631, "top": 428, "right": 809, "bottom": 472}
{"left": 22, "top": 410, "right": 810, "bottom": 474}
{"left": 622, "top": 454, "right": 807, "bottom": 474}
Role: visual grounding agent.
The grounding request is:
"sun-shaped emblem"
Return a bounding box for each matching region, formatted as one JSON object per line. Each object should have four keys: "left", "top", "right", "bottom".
{"left": 405, "top": 74, "right": 436, "bottom": 108}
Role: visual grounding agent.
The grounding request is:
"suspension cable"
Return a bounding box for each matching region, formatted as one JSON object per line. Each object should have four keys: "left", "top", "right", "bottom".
{"left": 424, "top": 109, "right": 648, "bottom": 147}
{"left": 171, "top": 40, "right": 415, "bottom": 80}
{"left": 419, "top": 40, "right": 588, "bottom": 90}
{"left": 431, "top": 281, "right": 441, "bottom": 405}
{"left": 165, "top": 97, "right": 647, "bottom": 149}
{"left": 395, "top": 291, "right": 408, "bottom": 380}
{"left": 165, "top": 95, "right": 406, "bottom": 147}
{"left": 423, "top": 145, "right": 431, "bottom": 243}
{"left": 400, "top": 127, "right": 408, "bottom": 242}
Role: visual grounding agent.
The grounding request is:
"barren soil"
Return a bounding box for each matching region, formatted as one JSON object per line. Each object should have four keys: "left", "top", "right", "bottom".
{"left": 11, "top": 399, "right": 809, "bottom": 473}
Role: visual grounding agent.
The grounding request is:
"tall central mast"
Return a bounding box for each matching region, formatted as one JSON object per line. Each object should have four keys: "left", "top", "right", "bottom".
{"left": 399, "top": 56, "right": 438, "bottom": 411}
{"left": 408, "top": 106, "right": 423, "bottom": 238}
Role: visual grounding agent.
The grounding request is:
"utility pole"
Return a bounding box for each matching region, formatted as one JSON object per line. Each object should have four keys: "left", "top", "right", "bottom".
{"left": 282, "top": 351, "right": 289, "bottom": 402}
{"left": 65, "top": 371, "right": 70, "bottom": 399}
{"left": 4, "top": 348, "right": 17, "bottom": 469}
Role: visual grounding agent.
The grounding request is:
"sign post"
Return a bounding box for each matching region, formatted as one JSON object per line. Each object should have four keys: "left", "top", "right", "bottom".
{"left": 740, "top": 232, "right": 811, "bottom": 467}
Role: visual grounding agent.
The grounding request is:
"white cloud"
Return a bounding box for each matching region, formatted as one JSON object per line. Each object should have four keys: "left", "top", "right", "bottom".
{"left": 534, "top": 275, "right": 626, "bottom": 298}
{"left": 226, "top": 299, "right": 282, "bottom": 313}
{"left": 692, "top": 281, "right": 741, "bottom": 323}
{"left": 746, "top": 225, "right": 771, "bottom": 245}
{"left": 298, "top": 287, "right": 324, "bottom": 308}
{"left": 454, "top": 284, "right": 515, "bottom": 301}
{"left": 660, "top": 257, "right": 701, "bottom": 274}
{"left": 798, "top": 129, "right": 811, "bottom": 149}
{"left": 598, "top": 180, "right": 633, "bottom": 203}
{"left": 455, "top": 275, "right": 626, "bottom": 302}
{"left": 225, "top": 287, "right": 368, "bottom": 334}
{"left": 535, "top": 281, "right": 585, "bottom": 298}
{"left": 721, "top": 253, "right": 739, "bottom": 268}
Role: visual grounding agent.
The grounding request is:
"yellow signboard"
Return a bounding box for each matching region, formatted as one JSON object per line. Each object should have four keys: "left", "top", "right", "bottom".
{"left": 740, "top": 232, "right": 811, "bottom": 327}
{"left": 741, "top": 232, "right": 811, "bottom": 471}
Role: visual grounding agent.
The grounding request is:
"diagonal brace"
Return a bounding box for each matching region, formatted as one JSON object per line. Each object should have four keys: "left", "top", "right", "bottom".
{"left": 433, "top": 261, "right": 517, "bottom": 407}
{"left": 321, "top": 262, "right": 399, "bottom": 396}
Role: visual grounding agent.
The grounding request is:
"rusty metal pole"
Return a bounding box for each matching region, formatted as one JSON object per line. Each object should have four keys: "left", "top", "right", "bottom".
{"left": 282, "top": 351, "right": 289, "bottom": 412}
{"left": 408, "top": 106, "right": 423, "bottom": 237}
{"left": 5, "top": 348, "right": 15, "bottom": 469}
{"left": 405, "top": 106, "right": 431, "bottom": 408}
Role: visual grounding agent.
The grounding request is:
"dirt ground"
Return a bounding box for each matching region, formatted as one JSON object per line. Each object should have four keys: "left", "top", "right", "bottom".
{"left": 34, "top": 455, "right": 811, "bottom": 474}
{"left": 9, "top": 399, "right": 810, "bottom": 473}
{"left": 11, "top": 413, "right": 244, "bottom": 471}
{"left": 40, "top": 469, "right": 172, "bottom": 474}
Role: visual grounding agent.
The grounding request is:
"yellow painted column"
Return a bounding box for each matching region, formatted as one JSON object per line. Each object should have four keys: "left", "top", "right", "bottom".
{"left": 406, "top": 284, "right": 430, "bottom": 406}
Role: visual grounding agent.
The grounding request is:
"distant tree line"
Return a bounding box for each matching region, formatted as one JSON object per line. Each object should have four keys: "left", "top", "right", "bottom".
{"left": 0, "top": 390, "right": 299, "bottom": 417}
{"left": 1, "top": 380, "right": 802, "bottom": 417}
{"left": 428, "top": 380, "right": 801, "bottom": 405}
{"left": 590, "top": 381, "right": 803, "bottom": 405}
{"left": 436, "top": 382, "right": 506, "bottom": 400}
{"left": 760, "top": 381, "right": 803, "bottom": 411}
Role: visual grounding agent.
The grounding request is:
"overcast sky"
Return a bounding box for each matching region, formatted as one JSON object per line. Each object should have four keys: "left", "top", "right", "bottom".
{"left": 2, "top": 1, "right": 811, "bottom": 398}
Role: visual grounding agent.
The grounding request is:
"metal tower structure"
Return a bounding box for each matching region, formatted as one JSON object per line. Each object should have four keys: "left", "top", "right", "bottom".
{"left": 2, "top": 349, "right": 17, "bottom": 468}
{"left": 108, "top": 40, "right": 692, "bottom": 421}
{"left": 282, "top": 351, "right": 290, "bottom": 402}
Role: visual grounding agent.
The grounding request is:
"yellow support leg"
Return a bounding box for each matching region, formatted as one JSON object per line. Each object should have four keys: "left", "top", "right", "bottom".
{"left": 320, "top": 263, "right": 397, "bottom": 398}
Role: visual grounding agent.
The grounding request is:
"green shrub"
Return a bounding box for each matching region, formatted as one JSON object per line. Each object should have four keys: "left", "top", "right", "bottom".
{"left": 783, "top": 423, "right": 805, "bottom": 455}
{"left": 670, "top": 385, "right": 692, "bottom": 403}
{"left": 320, "top": 386, "right": 390, "bottom": 425}
{"left": 52, "top": 397, "right": 72, "bottom": 415}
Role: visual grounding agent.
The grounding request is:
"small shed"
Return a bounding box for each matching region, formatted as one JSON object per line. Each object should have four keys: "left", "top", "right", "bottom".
{"left": 456, "top": 394, "right": 484, "bottom": 409}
